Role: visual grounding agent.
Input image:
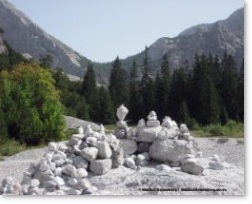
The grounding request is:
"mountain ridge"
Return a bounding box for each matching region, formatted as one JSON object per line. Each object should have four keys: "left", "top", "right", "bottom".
{"left": 0, "top": 0, "right": 244, "bottom": 84}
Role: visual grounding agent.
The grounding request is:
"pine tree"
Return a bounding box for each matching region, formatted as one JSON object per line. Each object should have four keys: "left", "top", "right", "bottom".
{"left": 160, "top": 54, "right": 171, "bottom": 116}
{"left": 99, "top": 86, "right": 115, "bottom": 124}
{"left": 109, "top": 57, "right": 129, "bottom": 110}
{"left": 168, "top": 67, "right": 188, "bottom": 121}
{"left": 81, "top": 63, "right": 100, "bottom": 122}
{"left": 140, "top": 47, "right": 155, "bottom": 117}
{"left": 221, "top": 52, "right": 239, "bottom": 120}
{"left": 129, "top": 60, "right": 142, "bottom": 123}
{"left": 237, "top": 58, "right": 244, "bottom": 121}
{"left": 177, "top": 100, "right": 191, "bottom": 124}
{"left": 199, "top": 75, "right": 220, "bottom": 124}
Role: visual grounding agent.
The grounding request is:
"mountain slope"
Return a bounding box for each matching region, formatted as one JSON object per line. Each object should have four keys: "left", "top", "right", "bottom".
{"left": 119, "top": 8, "right": 244, "bottom": 74}
{"left": 0, "top": 0, "right": 244, "bottom": 84}
{"left": 0, "top": 0, "right": 90, "bottom": 77}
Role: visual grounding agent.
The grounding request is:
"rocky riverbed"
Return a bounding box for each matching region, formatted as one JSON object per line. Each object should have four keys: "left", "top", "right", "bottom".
{"left": 0, "top": 137, "right": 244, "bottom": 195}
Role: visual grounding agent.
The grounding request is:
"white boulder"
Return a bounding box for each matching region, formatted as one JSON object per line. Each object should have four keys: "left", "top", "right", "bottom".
{"left": 81, "top": 147, "right": 98, "bottom": 162}
{"left": 89, "top": 159, "right": 112, "bottom": 175}
{"left": 149, "top": 139, "right": 195, "bottom": 163}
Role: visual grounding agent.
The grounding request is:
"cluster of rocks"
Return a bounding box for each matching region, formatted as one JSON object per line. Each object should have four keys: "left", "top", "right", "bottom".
{"left": 0, "top": 124, "right": 124, "bottom": 195}
{"left": 0, "top": 104, "right": 231, "bottom": 195}
{"left": 113, "top": 105, "right": 201, "bottom": 173}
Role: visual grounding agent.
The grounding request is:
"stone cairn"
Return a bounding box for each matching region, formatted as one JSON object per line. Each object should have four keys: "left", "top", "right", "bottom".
{"left": 120, "top": 108, "right": 220, "bottom": 176}
{"left": 0, "top": 105, "right": 228, "bottom": 195}
{"left": 114, "top": 104, "right": 129, "bottom": 139}
{"left": 0, "top": 124, "right": 124, "bottom": 195}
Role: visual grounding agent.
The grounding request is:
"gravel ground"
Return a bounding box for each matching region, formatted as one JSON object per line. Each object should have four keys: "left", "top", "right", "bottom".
{"left": 0, "top": 137, "right": 244, "bottom": 195}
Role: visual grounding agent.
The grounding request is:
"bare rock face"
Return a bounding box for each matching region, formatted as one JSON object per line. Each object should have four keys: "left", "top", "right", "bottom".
{"left": 149, "top": 139, "right": 195, "bottom": 163}
{"left": 89, "top": 159, "right": 112, "bottom": 175}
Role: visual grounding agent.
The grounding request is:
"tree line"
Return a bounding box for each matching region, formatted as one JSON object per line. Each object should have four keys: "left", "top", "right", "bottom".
{"left": 59, "top": 47, "right": 243, "bottom": 127}
{"left": 0, "top": 37, "right": 244, "bottom": 147}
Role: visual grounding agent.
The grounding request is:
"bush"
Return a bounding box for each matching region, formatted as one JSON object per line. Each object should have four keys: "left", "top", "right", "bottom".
{"left": 0, "top": 63, "right": 66, "bottom": 145}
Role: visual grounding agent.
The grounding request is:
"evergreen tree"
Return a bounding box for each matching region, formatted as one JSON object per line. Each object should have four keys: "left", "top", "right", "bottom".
{"left": 109, "top": 57, "right": 129, "bottom": 110}
{"left": 129, "top": 60, "right": 142, "bottom": 123}
{"left": 237, "top": 58, "right": 244, "bottom": 121}
{"left": 160, "top": 54, "right": 171, "bottom": 116}
{"left": 81, "top": 63, "right": 100, "bottom": 122}
{"left": 140, "top": 47, "right": 155, "bottom": 117}
{"left": 99, "top": 86, "right": 115, "bottom": 124}
{"left": 168, "top": 67, "right": 188, "bottom": 121}
{"left": 177, "top": 100, "right": 191, "bottom": 124}
{"left": 221, "top": 52, "right": 239, "bottom": 120}
{"left": 199, "top": 75, "right": 220, "bottom": 124}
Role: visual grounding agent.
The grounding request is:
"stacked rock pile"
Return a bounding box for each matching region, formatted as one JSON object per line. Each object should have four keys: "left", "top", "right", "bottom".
{"left": 0, "top": 125, "right": 124, "bottom": 195}
{"left": 121, "top": 110, "right": 203, "bottom": 174}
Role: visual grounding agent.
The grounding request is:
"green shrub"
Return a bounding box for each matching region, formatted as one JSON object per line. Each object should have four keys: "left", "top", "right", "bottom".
{"left": 0, "top": 63, "right": 65, "bottom": 145}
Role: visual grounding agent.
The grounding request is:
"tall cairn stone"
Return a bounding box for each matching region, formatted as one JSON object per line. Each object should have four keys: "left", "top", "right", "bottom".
{"left": 114, "top": 104, "right": 129, "bottom": 139}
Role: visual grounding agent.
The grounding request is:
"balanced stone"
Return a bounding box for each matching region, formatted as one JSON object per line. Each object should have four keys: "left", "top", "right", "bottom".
{"left": 100, "top": 124, "right": 105, "bottom": 134}
{"left": 136, "top": 126, "right": 162, "bottom": 143}
{"left": 81, "top": 147, "right": 98, "bottom": 162}
{"left": 78, "top": 126, "right": 84, "bottom": 134}
{"left": 110, "top": 144, "right": 124, "bottom": 168}
{"left": 162, "top": 116, "right": 177, "bottom": 129}
{"left": 97, "top": 141, "right": 112, "bottom": 159}
{"left": 85, "top": 137, "right": 98, "bottom": 147}
{"left": 116, "top": 104, "right": 129, "bottom": 121}
{"left": 137, "top": 119, "right": 145, "bottom": 128}
{"left": 89, "top": 159, "right": 112, "bottom": 175}
{"left": 147, "top": 111, "right": 157, "bottom": 121}
{"left": 157, "top": 127, "right": 170, "bottom": 140}
{"left": 180, "top": 124, "right": 189, "bottom": 133}
{"left": 146, "top": 120, "right": 160, "bottom": 127}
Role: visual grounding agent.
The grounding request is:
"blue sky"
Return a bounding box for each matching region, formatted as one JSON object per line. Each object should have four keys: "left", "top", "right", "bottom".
{"left": 8, "top": 0, "right": 244, "bottom": 62}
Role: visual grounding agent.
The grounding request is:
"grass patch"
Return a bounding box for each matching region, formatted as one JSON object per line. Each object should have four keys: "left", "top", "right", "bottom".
{"left": 104, "top": 124, "right": 116, "bottom": 134}
{"left": 191, "top": 120, "right": 244, "bottom": 138}
{"left": 0, "top": 139, "right": 27, "bottom": 159}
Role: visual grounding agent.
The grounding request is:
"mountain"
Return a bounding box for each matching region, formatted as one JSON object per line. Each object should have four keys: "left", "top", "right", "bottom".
{"left": 0, "top": 0, "right": 244, "bottom": 84}
{"left": 118, "top": 8, "right": 244, "bottom": 75}
{"left": 0, "top": 0, "right": 91, "bottom": 76}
